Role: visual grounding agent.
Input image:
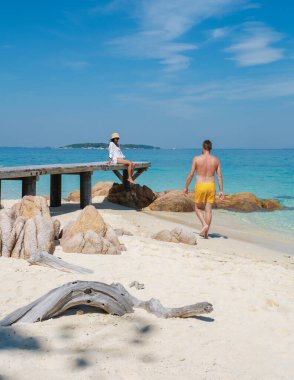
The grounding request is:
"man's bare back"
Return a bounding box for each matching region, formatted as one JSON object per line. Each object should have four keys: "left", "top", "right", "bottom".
{"left": 194, "top": 154, "right": 220, "bottom": 184}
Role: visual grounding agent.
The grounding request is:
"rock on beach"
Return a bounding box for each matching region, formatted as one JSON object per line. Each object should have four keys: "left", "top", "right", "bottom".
{"left": 0, "top": 196, "right": 59, "bottom": 259}
{"left": 147, "top": 190, "right": 282, "bottom": 212}
{"left": 214, "top": 192, "right": 282, "bottom": 212}
{"left": 67, "top": 181, "right": 114, "bottom": 202}
{"left": 65, "top": 182, "right": 282, "bottom": 213}
{"left": 107, "top": 183, "right": 156, "bottom": 210}
{"left": 152, "top": 227, "right": 197, "bottom": 245}
{"left": 60, "top": 205, "right": 123, "bottom": 254}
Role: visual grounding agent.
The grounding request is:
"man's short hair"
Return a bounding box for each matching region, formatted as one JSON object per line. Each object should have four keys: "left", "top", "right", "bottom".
{"left": 202, "top": 140, "right": 212, "bottom": 151}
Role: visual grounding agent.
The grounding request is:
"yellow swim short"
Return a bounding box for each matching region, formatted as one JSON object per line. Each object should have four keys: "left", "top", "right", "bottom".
{"left": 194, "top": 183, "right": 216, "bottom": 204}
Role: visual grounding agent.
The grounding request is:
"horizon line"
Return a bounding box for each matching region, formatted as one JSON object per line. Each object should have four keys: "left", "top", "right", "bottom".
{"left": 0, "top": 146, "right": 294, "bottom": 150}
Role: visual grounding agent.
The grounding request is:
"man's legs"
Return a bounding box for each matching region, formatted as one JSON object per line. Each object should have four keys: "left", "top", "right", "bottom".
{"left": 195, "top": 203, "right": 209, "bottom": 236}
{"left": 204, "top": 203, "right": 213, "bottom": 238}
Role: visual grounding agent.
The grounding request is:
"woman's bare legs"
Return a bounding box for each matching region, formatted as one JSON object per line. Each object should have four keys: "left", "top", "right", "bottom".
{"left": 117, "top": 158, "right": 135, "bottom": 183}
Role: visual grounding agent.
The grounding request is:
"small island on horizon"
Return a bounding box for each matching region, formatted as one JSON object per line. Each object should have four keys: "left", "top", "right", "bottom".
{"left": 60, "top": 143, "right": 160, "bottom": 150}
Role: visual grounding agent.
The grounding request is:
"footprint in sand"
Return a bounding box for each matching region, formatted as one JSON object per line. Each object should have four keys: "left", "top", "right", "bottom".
{"left": 265, "top": 298, "right": 279, "bottom": 309}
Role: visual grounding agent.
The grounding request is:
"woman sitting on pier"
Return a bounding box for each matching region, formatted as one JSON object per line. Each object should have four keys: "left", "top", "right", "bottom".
{"left": 108, "top": 132, "right": 135, "bottom": 184}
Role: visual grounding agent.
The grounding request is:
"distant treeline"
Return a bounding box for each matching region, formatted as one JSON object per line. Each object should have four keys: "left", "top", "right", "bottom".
{"left": 61, "top": 143, "right": 160, "bottom": 149}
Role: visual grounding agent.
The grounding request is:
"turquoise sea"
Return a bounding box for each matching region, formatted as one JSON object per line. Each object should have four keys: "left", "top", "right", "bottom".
{"left": 0, "top": 147, "right": 293, "bottom": 235}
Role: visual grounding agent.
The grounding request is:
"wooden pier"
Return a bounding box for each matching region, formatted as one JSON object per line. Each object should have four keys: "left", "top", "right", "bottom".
{"left": 0, "top": 162, "right": 151, "bottom": 208}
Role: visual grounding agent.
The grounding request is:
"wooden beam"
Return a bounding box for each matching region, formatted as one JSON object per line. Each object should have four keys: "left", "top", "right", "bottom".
{"left": 112, "top": 170, "right": 123, "bottom": 182}
{"left": 50, "top": 174, "right": 62, "bottom": 207}
{"left": 22, "top": 177, "right": 37, "bottom": 197}
{"left": 133, "top": 168, "right": 147, "bottom": 181}
{"left": 80, "top": 171, "right": 92, "bottom": 209}
{"left": 28, "top": 251, "right": 93, "bottom": 274}
{"left": 123, "top": 169, "right": 131, "bottom": 190}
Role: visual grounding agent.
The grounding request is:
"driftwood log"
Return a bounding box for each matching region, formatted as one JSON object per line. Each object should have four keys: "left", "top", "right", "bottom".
{"left": 28, "top": 251, "right": 93, "bottom": 274}
{"left": 0, "top": 281, "right": 213, "bottom": 326}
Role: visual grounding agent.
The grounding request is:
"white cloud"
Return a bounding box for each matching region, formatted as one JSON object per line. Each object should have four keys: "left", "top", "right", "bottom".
{"left": 225, "top": 22, "right": 284, "bottom": 66}
{"left": 109, "top": 0, "right": 248, "bottom": 71}
{"left": 182, "top": 76, "right": 294, "bottom": 100}
{"left": 116, "top": 74, "right": 294, "bottom": 118}
{"left": 210, "top": 27, "right": 231, "bottom": 39}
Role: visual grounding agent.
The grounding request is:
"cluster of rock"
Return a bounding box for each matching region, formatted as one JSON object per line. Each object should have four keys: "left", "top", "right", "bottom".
{"left": 148, "top": 190, "right": 194, "bottom": 212}
{"left": 68, "top": 182, "right": 155, "bottom": 210}
{"left": 152, "top": 227, "right": 197, "bottom": 245}
{"left": 60, "top": 205, "right": 124, "bottom": 255}
{"left": 0, "top": 196, "right": 126, "bottom": 260}
{"left": 67, "top": 182, "right": 282, "bottom": 213}
{"left": 146, "top": 190, "right": 282, "bottom": 212}
{"left": 0, "top": 196, "right": 60, "bottom": 259}
{"left": 214, "top": 192, "right": 282, "bottom": 212}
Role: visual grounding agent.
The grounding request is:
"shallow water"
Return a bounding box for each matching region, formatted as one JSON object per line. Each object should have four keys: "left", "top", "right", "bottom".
{"left": 0, "top": 147, "right": 293, "bottom": 235}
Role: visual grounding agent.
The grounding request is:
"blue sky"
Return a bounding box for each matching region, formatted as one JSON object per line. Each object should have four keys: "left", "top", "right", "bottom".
{"left": 0, "top": 0, "right": 294, "bottom": 148}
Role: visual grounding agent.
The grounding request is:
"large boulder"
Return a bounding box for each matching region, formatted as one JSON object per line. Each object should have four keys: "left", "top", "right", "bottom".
{"left": 107, "top": 183, "right": 156, "bottom": 210}
{"left": 92, "top": 182, "right": 114, "bottom": 197}
{"left": 67, "top": 182, "right": 114, "bottom": 202}
{"left": 66, "top": 190, "right": 80, "bottom": 202}
{"left": 153, "top": 227, "right": 197, "bottom": 245}
{"left": 0, "top": 196, "right": 59, "bottom": 259}
{"left": 9, "top": 195, "right": 51, "bottom": 222}
{"left": 60, "top": 205, "right": 122, "bottom": 254}
{"left": 214, "top": 192, "right": 282, "bottom": 212}
{"left": 148, "top": 190, "right": 194, "bottom": 212}
{"left": 68, "top": 203, "right": 107, "bottom": 236}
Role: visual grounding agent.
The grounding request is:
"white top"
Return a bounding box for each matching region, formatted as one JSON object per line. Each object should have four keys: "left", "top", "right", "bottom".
{"left": 109, "top": 141, "right": 125, "bottom": 161}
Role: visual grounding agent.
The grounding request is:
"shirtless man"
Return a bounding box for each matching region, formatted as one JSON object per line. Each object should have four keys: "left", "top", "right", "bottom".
{"left": 184, "top": 140, "right": 224, "bottom": 238}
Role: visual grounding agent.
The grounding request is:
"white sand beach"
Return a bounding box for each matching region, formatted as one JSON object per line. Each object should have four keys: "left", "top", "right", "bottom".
{"left": 0, "top": 197, "right": 294, "bottom": 380}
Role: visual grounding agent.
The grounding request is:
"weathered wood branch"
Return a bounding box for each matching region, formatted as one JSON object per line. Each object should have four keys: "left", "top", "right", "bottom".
{"left": 0, "top": 281, "right": 213, "bottom": 326}
{"left": 27, "top": 251, "right": 93, "bottom": 274}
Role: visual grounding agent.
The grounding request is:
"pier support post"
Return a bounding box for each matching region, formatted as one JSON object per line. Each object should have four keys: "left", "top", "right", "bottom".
{"left": 22, "top": 177, "right": 37, "bottom": 197}
{"left": 80, "top": 171, "right": 92, "bottom": 209}
{"left": 0, "top": 180, "right": 2, "bottom": 209}
{"left": 123, "top": 169, "right": 131, "bottom": 190}
{"left": 50, "top": 174, "right": 62, "bottom": 207}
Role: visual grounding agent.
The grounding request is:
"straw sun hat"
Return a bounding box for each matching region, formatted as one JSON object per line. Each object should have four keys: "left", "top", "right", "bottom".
{"left": 111, "top": 132, "right": 120, "bottom": 139}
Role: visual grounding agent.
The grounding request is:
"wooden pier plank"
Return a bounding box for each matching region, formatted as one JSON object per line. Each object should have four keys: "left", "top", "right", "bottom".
{"left": 0, "top": 162, "right": 150, "bottom": 179}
